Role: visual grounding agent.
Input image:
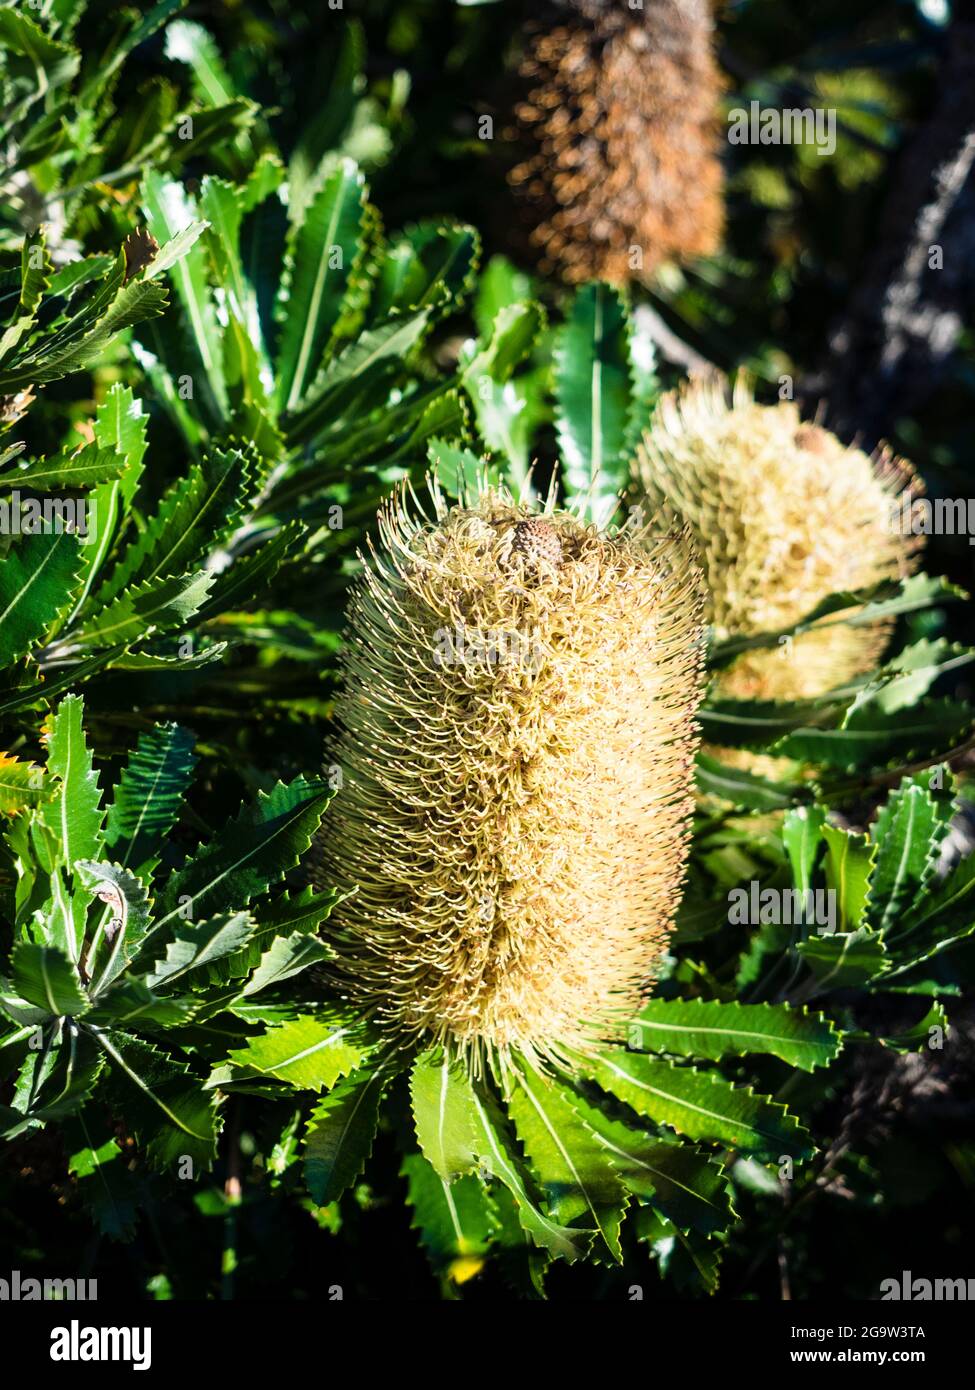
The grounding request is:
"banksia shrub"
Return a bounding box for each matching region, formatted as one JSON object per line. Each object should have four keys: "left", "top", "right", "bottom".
{"left": 318, "top": 480, "right": 705, "bottom": 1065}
{"left": 507, "top": 0, "right": 724, "bottom": 284}
{"left": 635, "top": 375, "right": 922, "bottom": 702}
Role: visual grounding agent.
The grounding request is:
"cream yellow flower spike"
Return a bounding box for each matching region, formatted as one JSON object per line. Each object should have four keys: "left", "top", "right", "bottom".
{"left": 316, "top": 478, "right": 705, "bottom": 1070}
{"left": 636, "top": 374, "right": 923, "bottom": 703}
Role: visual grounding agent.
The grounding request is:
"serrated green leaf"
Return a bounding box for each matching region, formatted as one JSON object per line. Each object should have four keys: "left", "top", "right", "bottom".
{"left": 859, "top": 1002, "right": 948, "bottom": 1052}
{"left": 164, "top": 18, "right": 236, "bottom": 106}
{"left": 882, "top": 853, "right": 975, "bottom": 977}
{"left": 73, "top": 568, "right": 215, "bottom": 647}
{"left": 141, "top": 911, "right": 254, "bottom": 989}
{"left": 797, "top": 927, "right": 889, "bottom": 988}
{"left": 401, "top": 1152, "right": 496, "bottom": 1281}
{"left": 276, "top": 158, "right": 369, "bottom": 411}
{"left": 304, "top": 1063, "right": 390, "bottom": 1205}
{"left": 429, "top": 439, "right": 501, "bottom": 499}
{"left": 474, "top": 255, "right": 534, "bottom": 338}
{"left": 582, "top": 1051, "right": 814, "bottom": 1161}
{"left": 247, "top": 886, "right": 343, "bottom": 939}
{"left": 89, "top": 978, "right": 198, "bottom": 1028}
{"left": 268, "top": 1108, "right": 303, "bottom": 1184}
{"left": 507, "top": 1060, "right": 627, "bottom": 1259}
{"left": 467, "top": 373, "right": 544, "bottom": 491}
{"left": 104, "top": 723, "right": 197, "bottom": 873}
{"left": 93, "top": 387, "right": 148, "bottom": 500}
{"left": 880, "top": 937, "right": 975, "bottom": 993}
{"left": 9, "top": 1033, "right": 59, "bottom": 1125}
{"left": 227, "top": 1013, "right": 366, "bottom": 1091}
{"left": 630, "top": 1000, "right": 840, "bottom": 1071}
{"left": 11, "top": 943, "right": 88, "bottom": 1017}
{"left": 70, "top": 386, "right": 150, "bottom": 615}
{"left": 710, "top": 573, "right": 966, "bottom": 668}
{"left": 869, "top": 769, "right": 956, "bottom": 932}
{"left": 0, "top": 9, "right": 78, "bottom": 100}
{"left": 196, "top": 891, "right": 339, "bottom": 1012}
{"left": 783, "top": 805, "right": 827, "bottom": 897}
{"left": 461, "top": 301, "right": 548, "bottom": 483}
{"left": 142, "top": 171, "right": 226, "bottom": 418}
{"left": 0, "top": 644, "right": 125, "bottom": 717}
{"left": 566, "top": 1086, "right": 733, "bottom": 1235}
{"left": 198, "top": 174, "right": 267, "bottom": 393}
{"left": 156, "top": 98, "right": 257, "bottom": 169}
{"left": 287, "top": 312, "right": 429, "bottom": 442}
{"left": 152, "top": 776, "right": 331, "bottom": 934}
{"left": 696, "top": 752, "right": 801, "bottom": 811}
{"left": 22, "top": 1025, "right": 104, "bottom": 1119}
{"left": 144, "top": 220, "right": 210, "bottom": 282}
{"left": 193, "top": 520, "right": 302, "bottom": 623}
{"left": 75, "top": 860, "right": 152, "bottom": 992}
{"left": 92, "top": 1029, "right": 220, "bottom": 1171}
{"left": 634, "top": 1206, "right": 725, "bottom": 1294}
{"left": 823, "top": 823, "right": 875, "bottom": 931}
{"left": 0, "top": 230, "right": 50, "bottom": 362}
{"left": 1, "top": 276, "right": 169, "bottom": 393}
{"left": 39, "top": 693, "right": 104, "bottom": 872}
{"left": 467, "top": 1080, "right": 591, "bottom": 1262}
{"left": 370, "top": 221, "right": 479, "bottom": 324}
{"left": 0, "top": 443, "right": 126, "bottom": 491}
{"left": 870, "top": 637, "right": 971, "bottom": 713}
{"left": 699, "top": 697, "right": 827, "bottom": 749}
{"left": 623, "top": 306, "right": 659, "bottom": 451}
{"left": 554, "top": 282, "right": 631, "bottom": 513}
{"left": 462, "top": 300, "right": 546, "bottom": 388}
{"left": 239, "top": 931, "right": 332, "bottom": 996}
{"left": 108, "top": 644, "right": 227, "bottom": 672}
{"left": 92, "top": 445, "right": 252, "bottom": 607}
{"left": 775, "top": 699, "right": 974, "bottom": 770}
{"left": 0, "top": 753, "right": 46, "bottom": 815}
{"left": 410, "top": 1048, "right": 481, "bottom": 1181}
{"left": 0, "top": 528, "right": 83, "bottom": 666}
{"left": 48, "top": 256, "right": 115, "bottom": 298}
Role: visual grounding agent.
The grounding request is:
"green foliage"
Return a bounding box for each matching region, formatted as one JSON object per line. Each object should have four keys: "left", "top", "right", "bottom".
{"left": 182, "top": 760, "right": 962, "bottom": 1295}
{"left": 0, "top": 696, "right": 336, "bottom": 1188}
{"left": 0, "top": 0, "right": 972, "bottom": 1306}
{"left": 0, "top": 0, "right": 253, "bottom": 252}
{"left": 0, "top": 225, "right": 182, "bottom": 397}
{"left": 553, "top": 282, "right": 655, "bottom": 519}
{"left": 132, "top": 153, "right": 483, "bottom": 526}
{"left": 0, "top": 1, "right": 500, "bottom": 759}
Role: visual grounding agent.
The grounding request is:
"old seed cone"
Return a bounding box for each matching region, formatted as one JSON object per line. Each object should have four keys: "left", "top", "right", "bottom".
{"left": 507, "top": 0, "right": 724, "bottom": 284}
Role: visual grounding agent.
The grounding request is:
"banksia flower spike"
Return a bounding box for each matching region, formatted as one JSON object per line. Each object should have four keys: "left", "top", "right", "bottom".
{"left": 635, "top": 375, "right": 923, "bottom": 703}
{"left": 318, "top": 478, "right": 705, "bottom": 1072}
{"left": 507, "top": 0, "right": 724, "bottom": 284}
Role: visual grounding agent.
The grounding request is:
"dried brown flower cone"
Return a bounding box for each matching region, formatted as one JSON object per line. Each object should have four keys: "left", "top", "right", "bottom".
{"left": 507, "top": 0, "right": 724, "bottom": 285}
{"left": 316, "top": 479, "right": 705, "bottom": 1066}
{"left": 635, "top": 375, "right": 924, "bottom": 706}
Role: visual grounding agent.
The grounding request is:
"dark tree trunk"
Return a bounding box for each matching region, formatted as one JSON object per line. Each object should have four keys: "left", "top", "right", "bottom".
{"left": 805, "top": 0, "right": 975, "bottom": 447}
